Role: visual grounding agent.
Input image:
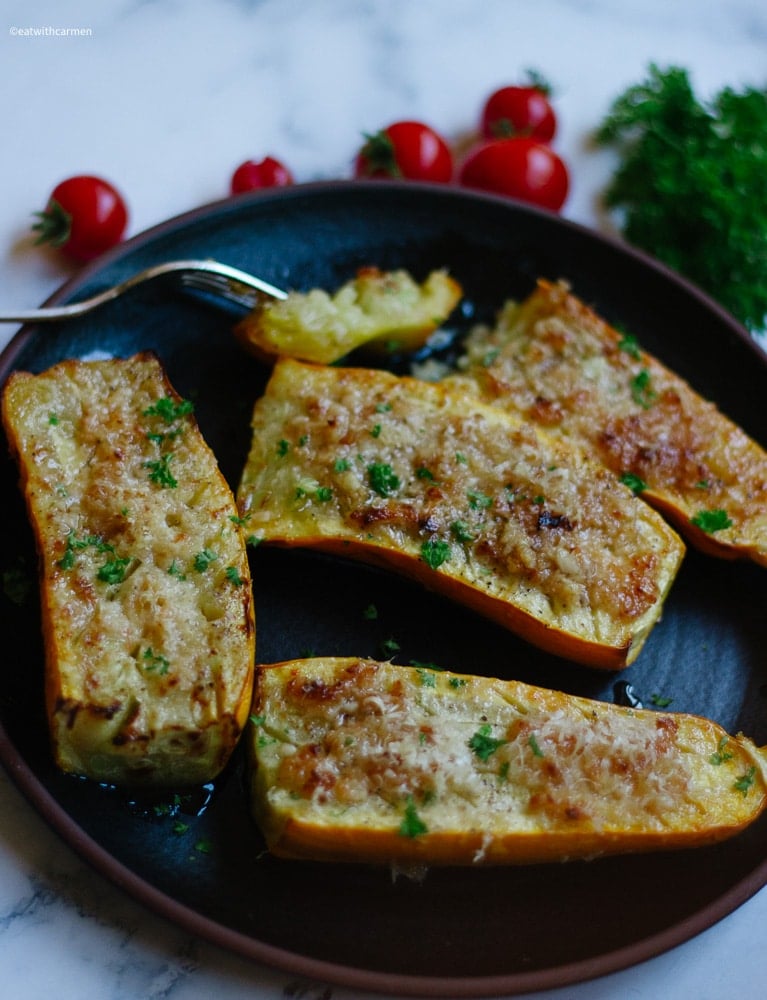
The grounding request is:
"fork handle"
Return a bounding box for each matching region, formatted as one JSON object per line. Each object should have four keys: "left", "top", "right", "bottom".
{"left": 0, "top": 259, "right": 286, "bottom": 323}
{"left": 0, "top": 304, "right": 105, "bottom": 323}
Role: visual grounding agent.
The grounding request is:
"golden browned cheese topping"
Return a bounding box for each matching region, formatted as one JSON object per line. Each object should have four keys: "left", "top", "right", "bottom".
{"left": 452, "top": 280, "right": 767, "bottom": 565}
{"left": 2, "top": 353, "right": 254, "bottom": 783}
{"left": 252, "top": 658, "right": 767, "bottom": 847}
{"left": 238, "top": 359, "right": 684, "bottom": 665}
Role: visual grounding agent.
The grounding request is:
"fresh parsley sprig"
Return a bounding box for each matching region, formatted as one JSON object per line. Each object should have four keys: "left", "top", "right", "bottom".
{"left": 595, "top": 64, "right": 767, "bottom": 332}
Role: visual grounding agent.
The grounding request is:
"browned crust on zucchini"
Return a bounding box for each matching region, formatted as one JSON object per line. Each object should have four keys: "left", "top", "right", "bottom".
{"left": 451, "top": 279, "right": 767, "bottom": 566}
{"left": 2, "top": 352, "right": 255, "bottom": 786}
{"left": 249, "top": 657, "right": 767, "bottom": 866}
{"left": 238, "top": 359, "right": 685, "bottom": 669}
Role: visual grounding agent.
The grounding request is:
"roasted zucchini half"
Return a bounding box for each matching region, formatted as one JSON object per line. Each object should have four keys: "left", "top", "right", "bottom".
{"left": 451, "top": 279, "right": 767, "bottom": 567}
{"left": 237, "top": 359, "right": 685, "bottom": 669}
{"left": 2, "top": 352, "right": 255, "bottom": 786}
{"left": 249, "top": 657, "right": 767, "bottom": 866}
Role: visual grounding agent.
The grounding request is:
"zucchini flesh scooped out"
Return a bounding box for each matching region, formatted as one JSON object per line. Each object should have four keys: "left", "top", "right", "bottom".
{"left": 249, "top": 657, "right": 767, "bottom": 865}
{"left": 234, "top": 266, "right": 462, "bottom": 364}
{"left": 237, "top": 359, "right": 684, "bottom": 669}
{"left": 450, "top": 279, "right": 767, "bottom": 567}
{"left": 1, "top": 352, "right": 255, "bottom": 786}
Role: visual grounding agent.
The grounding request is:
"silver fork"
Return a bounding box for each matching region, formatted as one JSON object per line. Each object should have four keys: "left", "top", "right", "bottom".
{"left": 0, "top": 259, "right": 287, "bottom": 323}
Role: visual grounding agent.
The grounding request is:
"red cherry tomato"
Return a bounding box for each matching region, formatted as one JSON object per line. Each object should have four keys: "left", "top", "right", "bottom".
{"left": 458, "top": 138, "right": 569, "bottom": 212}
{"left": 230, "top": 156, "right": 294, "bottom": 194}
{"left": 481, "top": 84, "right": 557, "bottom": 142}
{"left": 32, "top": 175, "right": 128, "bottom": 262}
{"left": 354, "top": 121, "right": 453, "bottom": 182}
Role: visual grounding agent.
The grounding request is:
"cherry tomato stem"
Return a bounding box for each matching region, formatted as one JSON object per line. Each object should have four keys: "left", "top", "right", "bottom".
{"left": 355, "top": 121, "right": 453, "bottom": 182}
{"left": 481, "top": 81, "right": 557, "bottom": 142}
{"left": 32, "top": 175, "right": 128, "bottom": 262}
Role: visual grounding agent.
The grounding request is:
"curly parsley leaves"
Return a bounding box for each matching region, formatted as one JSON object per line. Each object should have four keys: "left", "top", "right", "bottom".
{"left": 468, "top": 723, "right": 507, "bottom": 762}
{"left": 595, "top": 64, "right": 767, "bottom": 332}
{"left": 691, "top": 508, "right": 733, "bottom": 534}
{"left": 399, "top": 796, "right": 428, "bottom": 838}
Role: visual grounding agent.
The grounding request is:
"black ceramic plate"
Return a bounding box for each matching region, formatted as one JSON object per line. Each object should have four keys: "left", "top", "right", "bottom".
{"left": 1, "top": 181, "right": 766, "bottom": 998}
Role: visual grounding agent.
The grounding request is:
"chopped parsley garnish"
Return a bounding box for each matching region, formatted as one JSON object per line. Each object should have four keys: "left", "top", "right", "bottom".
{"left": 59, "top": 531, "right": 109, "bottom": 566}
{"left": 97, "top": 556, "right": 132, "bottom": 585}
{"left": 58, "top": 532, "right": 121, "bottom": 574}
{"left": 315, "top": 486, "right": 333, "bottom": 502}
{"left": 370, "top": 423, "right": 382, "bottom": 438}
{"left": 143, "top": 397, "right": 194, "bottom": 423}
{"left": 367, "top": 462, "right": 400, "bottom": 497}
{"left": 153, "top": 796, "right": 181, "bottom": 817}
{"left": 334, "top": 457, "right": 351, "bottom": 472}
{"left": 416, "top": 466, "right": 435, "bottom": 481}
{"left": 399, "top": 797, "right": 428, "bottom": 838}
{"left": 450, "top": 520, "right": 476, "bottom": 543}
{"left": 528, "top": 733, "right": 545, "bottom": 758}
{"left": 629, "top": 369, "right": 656, "bottom": 408}
{"left": 362, "top": 603, "right": 378, "bottom": 620}
{"left": 420, "top": 536, "right": 451, "bottom": 569}
{"left": 380, "top": 636, "right": 400, "bottom": 658}
{"left": 733, "top": 766, "right": 757, "bottom": 796}
{"left": 225, "top": 565, "right": 245, "bottom": 586}
{"left": 620, "top": 471, "right": 647, "bottom": 494}
{"left": 467, "top": 489, "right": 492, "bottom": 510}
{"left": 415, "top": 667, "right": 437, "bottom": 687}
{"left": 194, "top": 548, "right": 218, "bottom": 572}
{"left": 142, "top": 648, "right": 170, "bottom": 675}
{"left": 468, "top": 723, "right": 507, "bottom": 762}
{"left": 145, "top": 453, "right": 177, "bottom": 488}
{"left": 618, "top": 332, "right": 642, "bottom": 359}
{"left": 48, "top": 412, "right": 59, "bottom": 425}
{"left": 167, "top": 560, "right": 186, "bottom": 580}
{"left": 650, "top": 692, "right": 673, "bottom": 708}
{"left": 691, "top": 508, "right": 732, "bottom": 533}
{"left": 710, "top": 736, "right": 734, "bottom": 766}
{"left": 57, "top": 547, "right": 76, "bottom": 571}
{"left": 172, "top": 821, "right": 189, "bottom": 835}
{"left": 448, "top": 677, "right": 468, "bottom": 689}
{"left": 276, "top": 439, "right": 290, "bottom": 457}
{"left": 375, "top": 402, "right": 392, "bottom": 413}
{"left": 194, "top": 839, "right": 213, "bottom": 854}
{"left": 146, "top": 427, "right": 183, "bottom": 446}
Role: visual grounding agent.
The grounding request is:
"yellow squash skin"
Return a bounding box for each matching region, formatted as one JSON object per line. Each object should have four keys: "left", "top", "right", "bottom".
{"left": 249, "top": 657, "right": 767, "bottom": 866}
{"left": 2, "top": 352, "right": 255, "bottom": 786}
{"left": 238, "top": 359, "right": 685, "bottom": 669}
{"left": 235, "top": 267, "right": 462, "bottom": 364}
{"left": 450, "top": 279, "right": 767, "bottom": 567}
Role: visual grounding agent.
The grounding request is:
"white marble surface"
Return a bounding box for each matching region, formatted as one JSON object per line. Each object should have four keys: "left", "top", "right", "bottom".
{"left": 1, "top": 1, "right": 766, "bottom": 998}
